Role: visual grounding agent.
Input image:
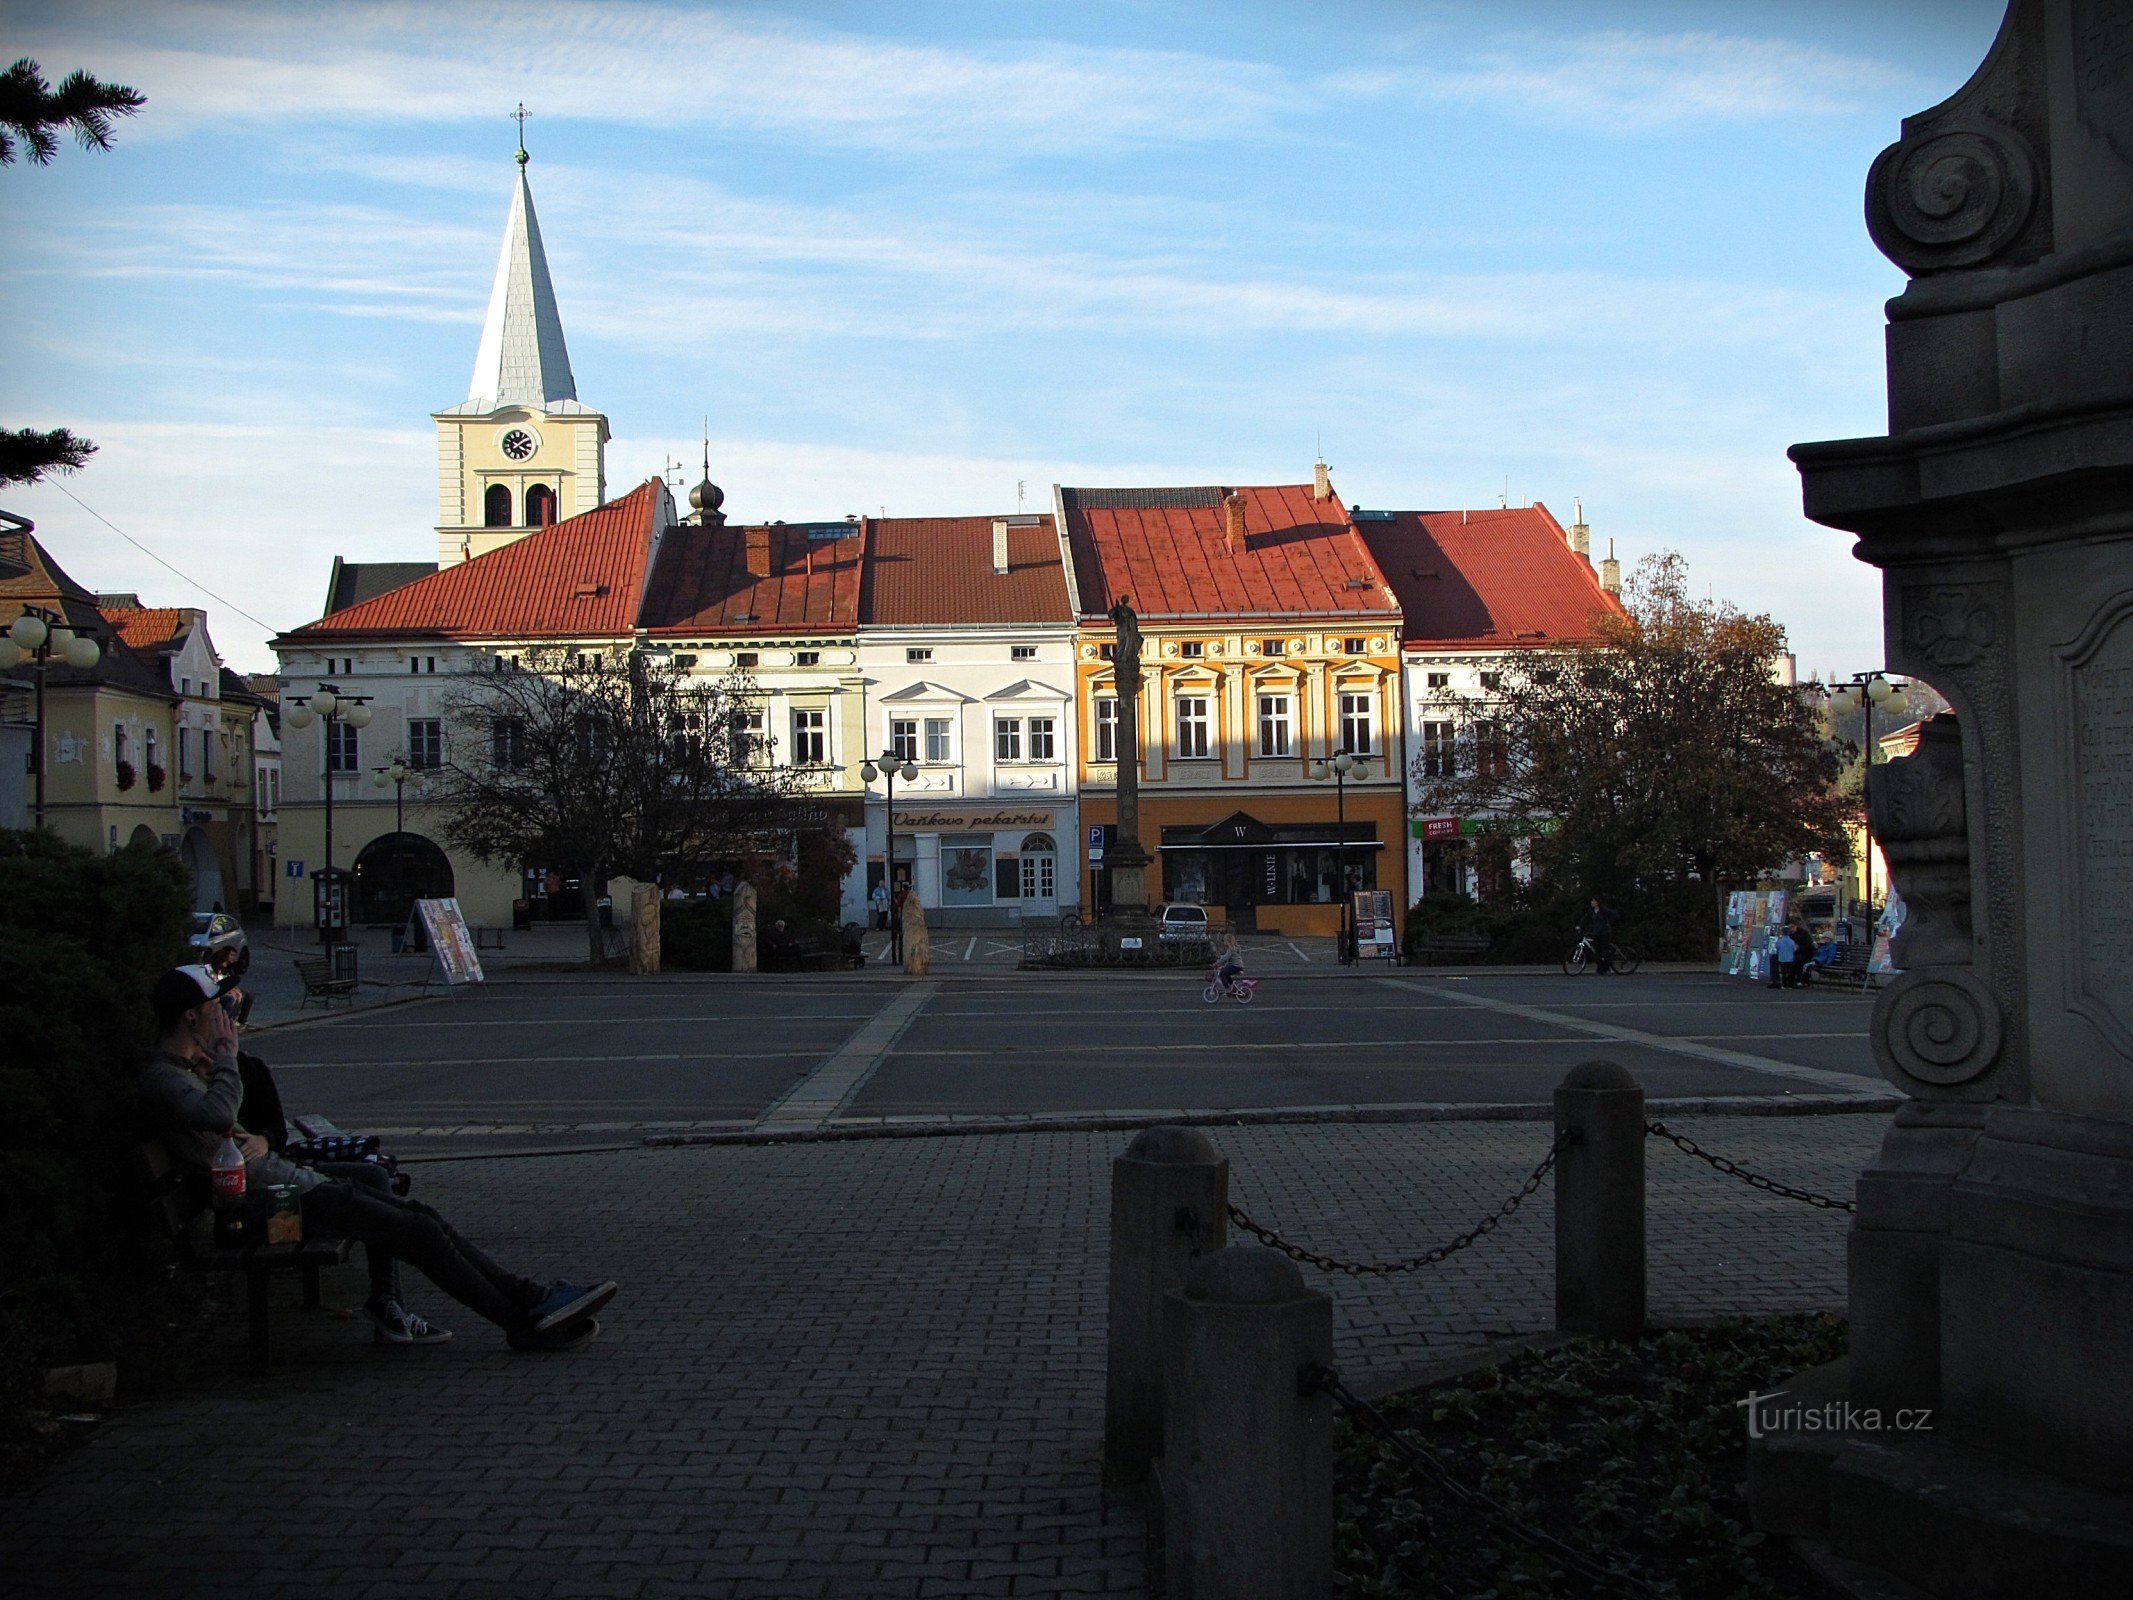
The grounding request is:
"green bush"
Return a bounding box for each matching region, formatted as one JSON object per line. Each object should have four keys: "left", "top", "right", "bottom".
{"left": 1406, "top": 876, "right": 1723, "bottom": 964}
{"left": 662, "top": 898, "right": 733, "bottom": 971}
{"left": 0, "top": 831, "right": 196, "bottom": 1484}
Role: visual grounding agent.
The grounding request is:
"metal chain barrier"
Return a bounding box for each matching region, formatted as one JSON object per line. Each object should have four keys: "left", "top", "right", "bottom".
{"left": 1227, "top": 1131, "right": 1575, "bottom": 1276}
{"left": 1645, "top": 1120, "right": 1858, "bottom": 1213}
{"left": 1305, "top": 1363, "right": 1667, "bottom": 1600}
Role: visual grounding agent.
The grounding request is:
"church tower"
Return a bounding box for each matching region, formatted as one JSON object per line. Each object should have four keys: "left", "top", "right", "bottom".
{"left": 432, "top": 143, "right": 608, "bottom": 569}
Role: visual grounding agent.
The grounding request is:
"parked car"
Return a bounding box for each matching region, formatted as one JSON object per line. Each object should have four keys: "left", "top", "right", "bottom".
{"left": 188, "top": 911, "right": 249, "bottom": 975}
{"left": 1156, "top": 903, "right": 1211, "bottom": 942}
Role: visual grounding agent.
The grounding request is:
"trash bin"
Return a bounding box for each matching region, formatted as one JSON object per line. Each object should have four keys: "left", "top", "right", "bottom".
{"left": 512, "top": 898, "right": 532, "bottom": 932}
{"left": 598, "top": 896, "right": 613, "bottom": 930}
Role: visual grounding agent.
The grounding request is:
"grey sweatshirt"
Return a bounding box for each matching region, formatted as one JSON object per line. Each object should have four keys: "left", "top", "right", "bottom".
{"left": 139, "top": 1048, "right": 322, "bottom": 1192}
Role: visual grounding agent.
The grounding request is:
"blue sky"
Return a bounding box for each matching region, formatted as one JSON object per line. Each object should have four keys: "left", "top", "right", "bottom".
{"left": 2, "top": 0, "right": 2007, "bottom": 673}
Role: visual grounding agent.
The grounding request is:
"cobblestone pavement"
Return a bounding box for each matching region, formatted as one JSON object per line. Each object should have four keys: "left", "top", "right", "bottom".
{"left": 1, "top": 1114, "right": 1882, "bottom": 1599}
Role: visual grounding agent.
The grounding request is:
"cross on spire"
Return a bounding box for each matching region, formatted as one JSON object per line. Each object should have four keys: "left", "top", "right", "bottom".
{"left": 513, "top": 102, "right": 529, "bottom": 167}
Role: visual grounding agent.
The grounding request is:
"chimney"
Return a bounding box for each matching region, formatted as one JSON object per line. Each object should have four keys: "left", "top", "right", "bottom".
{"left": 1313, "top": 457, "right": 1331, "bottom": 500}
{"left": 746, "top": 525, "right": 772, "bottom": 580}
{"left": 991, "top": 519, "right": 1011, "bottom": 576}
{"left": 1568, "top": 496, "right": 1590, "bottom": 562}
{"left": 1222, "top": 491, "right": 1247, "bottom": 553}
{"left": 1600, "top": 538, "right": 1621, "bottom": 596}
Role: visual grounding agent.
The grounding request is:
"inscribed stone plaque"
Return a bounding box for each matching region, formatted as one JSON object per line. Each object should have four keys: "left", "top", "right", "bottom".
{"left": 2069, "top": 603, "right": 2133, "bottom": 1049}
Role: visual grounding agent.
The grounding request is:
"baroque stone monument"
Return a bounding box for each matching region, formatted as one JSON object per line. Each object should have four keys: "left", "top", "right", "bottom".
{"left": 1775, "top": 2, "right": 2133, "bottom": 1589}
{"left": 1104, "top": 597, "right": 1156, "bottom": 953}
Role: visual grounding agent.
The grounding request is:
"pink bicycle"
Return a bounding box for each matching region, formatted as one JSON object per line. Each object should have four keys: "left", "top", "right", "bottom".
{"left": 1202, "top": 969, "right": 1258, "bottom": 1005}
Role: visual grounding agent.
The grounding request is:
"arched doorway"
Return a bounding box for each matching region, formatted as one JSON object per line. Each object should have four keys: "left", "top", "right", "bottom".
{"left": 180, "top": 827, "right": 223, "bottom": 912}
{"left": 1018, "top": 831, "right": 1057, "bottom": 910}
{"left": 128, "top": 823, "right": 158, "bottom": 850}
{"left": 352, "top": 832, "right": 455, "bottom": 925}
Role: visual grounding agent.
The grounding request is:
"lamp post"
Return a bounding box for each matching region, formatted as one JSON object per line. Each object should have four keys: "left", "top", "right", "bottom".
{"left": 861, "top": 748, "right": 919, "bottom": 962}
{"left": 1824, "top": 672, "right": 1908, "bottom": 930}
{"left": 1311, "top": 746, "right": 1370, "bottom": 964}
{"left": 2, "top": 605, "right": 103, "bottom": 829}
{"left": 372, "top": 755, "right": 411, "bottom": 923}
{"left": 282, "top": 682, "right": 372, "bottom": 945}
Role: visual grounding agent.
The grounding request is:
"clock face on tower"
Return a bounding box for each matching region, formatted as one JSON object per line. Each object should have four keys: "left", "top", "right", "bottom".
{"left": 500, "top": 427, "right": 538, "bottom": 461}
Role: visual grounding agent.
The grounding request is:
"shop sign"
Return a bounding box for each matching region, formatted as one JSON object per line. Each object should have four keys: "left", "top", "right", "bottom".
{"left": 894, "top": 807, "right": 1054, "bottom": 830}
{"left": 181, "top": 806, "right": 218, "bottom": 824}
{"left": 1411, "top": 815, "right": 1560, "bottom": 840}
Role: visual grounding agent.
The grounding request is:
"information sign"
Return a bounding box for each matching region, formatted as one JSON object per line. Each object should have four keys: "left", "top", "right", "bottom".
{"left": 414, "top": 897, "right": 486, "bottom": 987}
{"left": 1352, "top": 890, "right": 1399, "bottom": 959}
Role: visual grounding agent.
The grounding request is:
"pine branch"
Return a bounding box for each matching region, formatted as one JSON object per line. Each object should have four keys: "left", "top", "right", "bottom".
{"left": 0, "top": 426, "right": 96, "bottom": 487}
{"left": 0, "top": 59, "right": 143, "bottom": 166}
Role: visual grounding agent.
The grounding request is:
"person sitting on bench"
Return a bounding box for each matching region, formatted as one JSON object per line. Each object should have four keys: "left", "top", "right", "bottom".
{"left": 140, "top": 964, "right": 617, "bottom": 1352}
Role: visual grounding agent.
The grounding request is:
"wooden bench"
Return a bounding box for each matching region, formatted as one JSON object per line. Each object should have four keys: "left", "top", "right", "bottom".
{"left": 1815, "top": 943, "right": 1879, "bottom": 992}
{"left": 294, "top": 953, "right": 357, "bottom": 1007}
{"left": 1410, "top": 932, "right": 1493, "bottom": 965}
{"left": 138, "top": 1142, "right": 353, "bottom": 1374}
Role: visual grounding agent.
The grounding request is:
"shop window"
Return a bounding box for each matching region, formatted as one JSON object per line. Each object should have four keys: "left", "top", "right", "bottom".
{"left": 1094, "top": 698, "right": 1119, "bottom": 762}
{"left": 995, "top": 857, "right": 1021, "bottom": 899}
{"left": 1027, "top": 717, "right": 1055, "bottom": 761}
{"left": 1257, "top": 694, "right": 1291, "bottom": 757}
{"left": 889, "top": 718, "right": 919, "bottom": 762}
{"left": 1176, "top": 696, "right": 1211, "bottom": 758}
{"left": 925, "top": 718, "right": 952, "bottom": 762}
{"left": 941, "top": 836, "right": 993, "bottom": 906}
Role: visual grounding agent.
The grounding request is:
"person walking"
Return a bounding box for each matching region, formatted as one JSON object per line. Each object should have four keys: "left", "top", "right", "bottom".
{"left": 870, "top": 879, "right": 889, "bottom": 931}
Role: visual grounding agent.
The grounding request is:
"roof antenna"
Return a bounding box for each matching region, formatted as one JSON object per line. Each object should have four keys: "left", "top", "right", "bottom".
{"left": 1500, "top": 473, "right": 1509, "bottom": 511}
{"left": 1017, "top": 480, "right": 1026, "bottom": 511}
{"left": 513, "top": 103, "right": 530, "bottom": 168}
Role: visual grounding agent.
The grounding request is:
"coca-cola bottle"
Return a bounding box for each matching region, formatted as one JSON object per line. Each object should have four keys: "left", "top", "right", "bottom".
{"left": 211, "top": 1135, "right": 248, "bottom": 1248}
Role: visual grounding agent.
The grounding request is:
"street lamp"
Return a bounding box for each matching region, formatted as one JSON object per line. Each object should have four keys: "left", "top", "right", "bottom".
{"left": 1311, "top": 747, "right": 1371, "bottom": 964}
{"left": 1824, "top": 672, "right": 1909, "bottom": 931}
{"left": 282, "top": 682, "right": 372, "bottom": 945}
{"left": 0, "top": 605, "right": 103, "bottom": 828}
{"left": 861, "top": 748, "right": 919, "bottom": 962}
{"left": 373, "top": 756, "right": 412, "bottom": 923}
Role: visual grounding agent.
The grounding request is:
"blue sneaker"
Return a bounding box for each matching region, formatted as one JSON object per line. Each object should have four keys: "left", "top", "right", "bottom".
{"left": 528, "top": 1280, "right": 617, "bottom": 1334}
{"left": 508, "top": 1316, "right": 599, "bottom": 1353}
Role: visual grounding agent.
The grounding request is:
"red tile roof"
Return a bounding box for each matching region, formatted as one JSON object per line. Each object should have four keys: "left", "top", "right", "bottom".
{"left": 862, "top": 516, "right": 1070, "bottom": 626}
{"left": 100, "top": 606, "right": 187, "bottom": 654}
{"left": 1062, "top": 484, "right": 1396, "bottom": 621}
{"left": 640, "top": 520, "right": 864, "bottom": 636}
{"left": 275, "top": 478, "right": 666, "bottom": 644}
{"left": 1356, "top": 504, "right": 1622, "bottom": 647}
{"left": 0, "top": 533, "right": 171, "bottom": 696}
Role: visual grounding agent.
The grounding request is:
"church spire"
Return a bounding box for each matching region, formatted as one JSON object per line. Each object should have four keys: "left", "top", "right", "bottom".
{"left": 466, "top": 133, "right": 576, "bottom": 412}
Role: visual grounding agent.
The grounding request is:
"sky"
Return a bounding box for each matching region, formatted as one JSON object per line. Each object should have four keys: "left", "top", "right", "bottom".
{"left": 1, "top": 0, "right": 2010, "bottom": 675}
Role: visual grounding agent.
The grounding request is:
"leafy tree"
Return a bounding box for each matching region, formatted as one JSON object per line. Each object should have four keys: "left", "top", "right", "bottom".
{"left": 429, "top": 646, "right": 832, "bottom": 962}
{"left": 1411, "top": 552, "right": 1852, "bottom": 923}
{"left": 1, "top": 60, "right": 143, "bottom": 489}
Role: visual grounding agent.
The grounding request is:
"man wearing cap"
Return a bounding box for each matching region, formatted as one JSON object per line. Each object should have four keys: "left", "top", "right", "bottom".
{"left": 141, "top": 964, "right": 617, "bottom": 1352}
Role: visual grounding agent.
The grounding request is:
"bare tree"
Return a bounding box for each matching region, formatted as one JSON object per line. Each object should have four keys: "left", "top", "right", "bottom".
{"left": 431, "top": 645, "right": 819, "bottom": 962}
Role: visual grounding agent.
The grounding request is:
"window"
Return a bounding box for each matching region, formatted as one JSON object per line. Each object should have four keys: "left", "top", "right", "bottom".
{"left": 1260, "top": 639, "right": 1285, "bottom": 657}
{"left": 796, "top": 650, "right": 820, "bottom": 666}
{"left": 493, "top": 718, "right": 527, "bottom": 769}
{"left": 1257, "top": 694, "right": 1292, "bottom": 757}
{"left": 1426, "top": 671, "right": 1450, "bottom": 690}
{"left": 180, "top": 678, "right": 190, "bottom": 697}
{"left": 1344, "top": 637, "right": 1366, "bottom": 654}
{"left": 1099, "top": 643, "right": 1115, "bottom": 660}
{"left": 792, "top": 708, "right": 827, "bottom": 765}
{"left": 328, "top": 721, "right": 359, "bottom": 775}
{"left": 144, "top": 727, "right": 158, "bottom": 775}
{"left": 408, "top": 656, "right": 437, "bottom": 675}
{"left": 115, "top": 724, "right": 128, "bottom": 770}
{"left": 1180, "top": 641, "right": 1204, "bottom": 659}
{"left": 1421, "top": 721, "right": 1457, "bottom": 777}
{"left": 408, "top": 718, "right": 443, "bottom": 771}
{"left": 1028, "top": 717, "right": 1055, "bottom": 761}
{"left": 941, "top": 835, "right": 993, "bottom": 906}
{"left": 484, "top": 484, "right": 512, "bottom": 527}
{"left": 1480, "top": 671, "right": 1502, "bottom": 691}
{"left": 735, "top": 652, "right": 758, "bottom": 668}
{"left": 906, "top": 647, "right": 933, "bottom": 663}
{"left": 204, "top": 730, "right": 218, "bottom": 783}
{"left": 1176, "top": 696, "right": 1211, "bottom": 758}
{"left": 1475, "top": 719, "right": 1509, "bottom": 778}
{"left": 925, "top": 718, "right": 952, "bottom": 763}
{"left": 178, "top": 726, "right": 193, "bottom": 781}
{"left": 728, "top": 709, "right": 764, "bottom": 763}
{"left": 525, "top": 484, "right": 556, "bottom": 526}
{"left": 890, "top": 718, "right": 919, "bottom": 762}
{"left": 1011, "top": 645, "right": 1037, "bottom": 662}
{"left": 995, "top": 717, "right": 1024, "bottom": 762}
{"left": 1339, "top": 691, "right": 1376, "bottom": 755}
{"left": 269, "top": 768, "right": 280, "bottom": 809}
{"left": 1094, "top": 698, "right": 1119, "bottom": 762}
{"left": 575, "top": 712, "right": 611, "bottom": 764}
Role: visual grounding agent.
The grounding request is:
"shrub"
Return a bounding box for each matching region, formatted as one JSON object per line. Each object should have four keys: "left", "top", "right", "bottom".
{"left": 662, "top": 898, "right": 732, "bottom": 971}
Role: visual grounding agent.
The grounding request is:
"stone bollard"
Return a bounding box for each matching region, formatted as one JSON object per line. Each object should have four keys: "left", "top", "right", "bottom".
{"left": 731, "top": 882, "right": 758, "bottom": 973}
{"left": 900, "top": 890, "right": 930, "bottom": 975}
{"left": 628, "top": 883, "right": 661, "bottom": 975}
{"left": 1553, "top": 1060, "right": 1646, "bottom": 1340}
{"left": 1105, "top": 1126, "right": 1229, "bottom": 1484}
{"left": 1162, "top": 1245, "right": 1334, "bottom": 1600}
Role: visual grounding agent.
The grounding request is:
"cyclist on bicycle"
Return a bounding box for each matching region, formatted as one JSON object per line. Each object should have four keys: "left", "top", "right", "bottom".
{"left": 1580, "top": 897, "right": 1618, "bottom": 974}
{"left": 1215, "top": 928, "right": 1246, "bottom": 994}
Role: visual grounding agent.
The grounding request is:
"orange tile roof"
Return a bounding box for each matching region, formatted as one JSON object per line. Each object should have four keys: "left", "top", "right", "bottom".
{"left": 100, "top": 606, "right": 187, "bottom": 654}
{"left": 862, "top": 516, "right": 1070, "bottom": 626}
{"left": 275, "top": 478, "right": 666, "bottom": 644}
{"left": 1062, "top": 484, "right": 1397, "bottom": 622}
{"left": 640, "top": 520, "right": 864, "bottom": 636}
{"left": 1356, "top": 504, "right": 1622, "bottom": 646}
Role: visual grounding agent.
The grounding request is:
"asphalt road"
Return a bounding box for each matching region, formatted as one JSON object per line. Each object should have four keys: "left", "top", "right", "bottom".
{"left": 256, "top": 970, "right": 1883, "bottom": 1156}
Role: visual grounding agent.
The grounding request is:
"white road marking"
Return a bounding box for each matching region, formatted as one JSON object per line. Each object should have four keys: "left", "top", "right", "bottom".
{"left": 1287, "top": 942, "right": 1311, "bottom": 962}
{"left": 964, "top": 937, "right": 978, "bottom": 962}
{"left": 757, "top": 983, "right": 940, "bottom": 1129}
{"left": 1386, "top": 979, "right": 1876, "bottom": 1090}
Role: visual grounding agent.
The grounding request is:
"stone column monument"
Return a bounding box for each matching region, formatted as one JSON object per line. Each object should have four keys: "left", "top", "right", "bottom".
{"left": 1104, "top": 597, "right": 1155, "bottom": 956}
{"left": 1778, "top": 3, "right": 2133, "bottom": 1586}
